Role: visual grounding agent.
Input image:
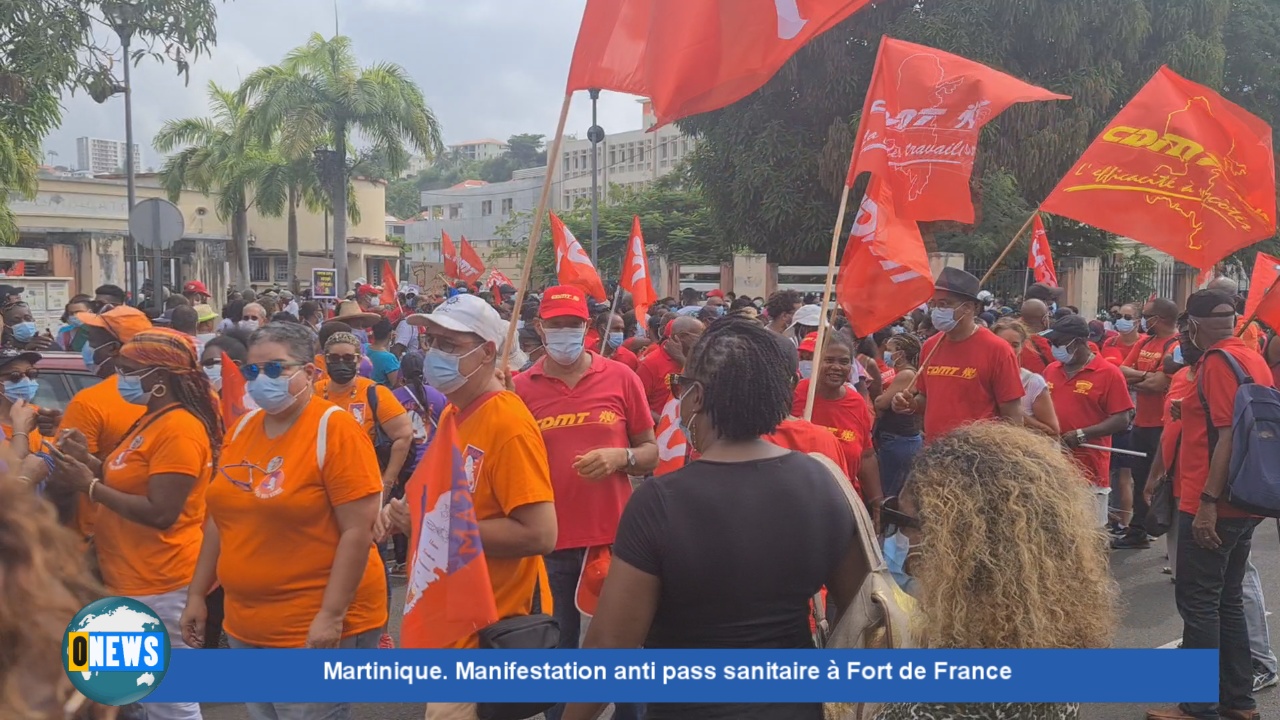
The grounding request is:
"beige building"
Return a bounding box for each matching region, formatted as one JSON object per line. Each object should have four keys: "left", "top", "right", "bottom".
{"left": 448, "top": 139, "right": 508, "bottom": 163}
{"left": 553, "top": 99, "right": 695, "bottom": 210}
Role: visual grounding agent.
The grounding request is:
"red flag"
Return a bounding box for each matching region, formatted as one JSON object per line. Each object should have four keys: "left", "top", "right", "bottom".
{"left": 837, "top": 175, "right": 935, "bottom": 337}
{"left": 549, "top": 212, "right": 607, "bottom": 301}
{"left": 1245, "top": 252, "right": 1280, "bottom": 332}
{"left": 7, "top": 261, "right": 24, "bottom": 277}
{"left": 458, "top": 239, "right": 486, "bottom": 284}
{"left": 401, "top": 407, "right": 499, "bottom": 649}
{"left": 486, "top": 269, "right": 513, "bottom": 292}
{"left": 441, "top": 231, "right": 460, "bottom": 280}
{"left": 567, "top": 0, "right": 873, "bottom": 127}
{"left": 653, "top": 396, "right": 687, "bottom": 477}
{"left": 1027, "top": 215, "right": 1058, "bottom": 287}
{"left": 847, "top": 37, "right": 1068, "bottom": 222}
{"left": 1042, "top": 66, "right": 1276, "bottom": 270}
{"left": 218, "top": 351, "right": 248, "bottom": 427}
{"left": 621, "top": 216, "right": 658, "bottom": 321}
{"left": 379, "top": 261, "right": 399, "bottom": 307}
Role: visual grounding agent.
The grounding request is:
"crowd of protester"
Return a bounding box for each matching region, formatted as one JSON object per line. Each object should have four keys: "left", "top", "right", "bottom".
{"left": 0, "top": 264, "right": 1275, "bottom": 720}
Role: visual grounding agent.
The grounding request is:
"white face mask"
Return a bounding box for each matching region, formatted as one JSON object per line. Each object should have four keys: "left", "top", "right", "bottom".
{"left": 798, "top": 360, "right": 814, "bottom": 379}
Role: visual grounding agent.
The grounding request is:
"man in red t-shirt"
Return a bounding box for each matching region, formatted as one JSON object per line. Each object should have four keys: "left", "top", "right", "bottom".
{"left": 513, "top": 285, "right": 656, "bottom": 695}
{"left": 1147, "top": 290, "right": 1270, "bottom": 720}
{"left": 1042, "top": 315, "right": 1135, "bottom": 527}
{"left": 1018, "top": 299, "right": 1056, "bottom": 374}
{"left": 892, "top": 267, "right": 1024, "bottom": 438}
{"left": 635, "top": 315, "right": 704, "bottom": 420}
{"left": 1102, "top": 303, "right": 1143, "bottom": 364}
{"left": 1115, "top": 297, "right": 1181, "bottom": 549}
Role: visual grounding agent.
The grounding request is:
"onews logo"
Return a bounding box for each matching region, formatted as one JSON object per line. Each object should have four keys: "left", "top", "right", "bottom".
{"left": 62, "top": 597, "right": 171, "bottom": 706}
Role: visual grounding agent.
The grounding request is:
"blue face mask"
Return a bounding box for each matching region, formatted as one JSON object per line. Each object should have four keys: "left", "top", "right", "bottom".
{"left": 3, "top": 377, "right": 38, "bottom": 404}
{"left": 883, "top": 351, "right": 896, "bottom": 366}
{"left": 116, "top": 372, "right": 153, "bottom": 406}
{"left": 247, "top": 371, "right": 304, "bottom": 414}
{"left": 676, "top": 383, "right": 698, "bottom": 445}
{"left": 883, "top": 531, "right": 919, "bottom": 596}
{"left": 423, "top": 345, "right": 482, "bottom": 394}
{"left": 1114, "top": 318, "right": 1136, "bottom": 333}
{"left": 12, "top": 321, "right": 36, "bottom": 342}
{"left": 798, "top": 360, "right": 813, "bottom": 379}
{"left": 607, "top": 332, "right": 625, "bottom": 350}
{"left": 1140, "top": 316, "right": 1150, "bottom": 333}
{"left": 544, "top": 327, "right": 586, "bottom": 366}
{"left": 1051, "top": 342, "right": 1073, "bottom": 364}
{"left": 930, "top": 307, "right": 959, "bottom": 333}
{"left": 1173, "top": 345, "right": 1184, "bottom": 365}
{"left": 82, "top": 341, "right": 98, "bottom": 371}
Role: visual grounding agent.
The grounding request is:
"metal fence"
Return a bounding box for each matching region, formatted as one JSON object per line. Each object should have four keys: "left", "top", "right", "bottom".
{"left": 1097, "top": 258, "right": 1180, "bottom": 310}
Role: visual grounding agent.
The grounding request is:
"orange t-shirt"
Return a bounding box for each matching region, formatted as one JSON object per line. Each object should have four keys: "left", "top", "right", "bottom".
{"left": 314, "top": 376, "right": 406, "bottom": 442}
{"left": 452, "top": 391, "right": 555, "bottom": 648}
{"left": 2, "top": 420, "right": 43, "bottom": 452}
{"left": 94, "top": 407, "right": 212, "bottom": 596}
{"left": 208, "top": 398, "right": 387, "bottom": 647}
{"left": 60, "top": 379, "right": 148, "bottom": 537}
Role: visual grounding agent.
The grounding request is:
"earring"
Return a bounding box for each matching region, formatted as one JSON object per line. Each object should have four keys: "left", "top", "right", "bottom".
{"left": 152, "top": 384, "right": 169, "bottom": 399}
{"left": 685, "top": 411, "right": 699, "bottom": 453}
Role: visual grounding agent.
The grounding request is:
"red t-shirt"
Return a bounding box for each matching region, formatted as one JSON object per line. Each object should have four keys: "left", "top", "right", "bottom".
{"left": 608, "top": 344, "right": 640, "bottom": 371}
{"left": 1178, "top": 338, "right": 1274, "bottom": 518}
{"left": 792, "top": 380, "right": 873, "bottom": 486}
{"left": 1161, "top": 367, "right": 1194, "bottom": 499}
{"left": 635, "top": 344, "right": 681, "bottom": 415}
{"left": 1021, "top": 335, "right": 1055, "bottom": 375}
{"left": 1123, "top": 334, "right": 1180, "bottom": 427}
{"left": 877, "top": 359, "right": 896, "bottom": 388}
{"left": 917, "top": 327, "right": 1025, "bottom": 438}
{"left": 1101, "top": 334, "right": 1140, "bottom": 366}
{"left": 765, "top": 418, "right": 857, "bottom": 495}
{"left": 1044, "top": 354, "right": 1134, "bottom": 487}
{"left": 514, "top": 353, "right": 655, "bottom": 550}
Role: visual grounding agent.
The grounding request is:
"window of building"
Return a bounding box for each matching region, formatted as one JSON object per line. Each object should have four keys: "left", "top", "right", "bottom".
{"left": 482, "top": 200, "right": 493, "bottom": 216}
{"left": 368, "top": 260, "right": 384, "bottom": 285}
{"left": 682, "top": 139, "right": 689, "bottom": 154}
{"left": 660, "top": 142, "right": 668, "bottom": 159}
{"left": 609, "top": 149, "right": 617, "bottom": 165}
{"left": 273, "top": 257, "right": 289, "bottom": 284}
{"left": 250, "top": 256, "right": 270, "bottom": 283}
{"left": 501, "top": 198, "right": 513, "bottom": 215}
{"left": 449, "top": 204, "right": 461, "bottom": 219}
{"left": 431, "top": 206, "right": 443, "bottom": 219}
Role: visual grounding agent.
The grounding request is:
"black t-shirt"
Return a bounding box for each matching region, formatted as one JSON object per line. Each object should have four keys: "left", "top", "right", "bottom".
{"left": 614, "top": 451, "right": 855, "bottom": 720}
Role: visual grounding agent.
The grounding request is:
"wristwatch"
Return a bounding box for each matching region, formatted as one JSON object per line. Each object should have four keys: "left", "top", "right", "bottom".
{"left": 624, "top": 448, "right": 636, "bottom": 469}
{"left": 1200, "top": 491, "right": 1219, "bottom": 504}
{"left": 1075, "top": 429, "right": 1087, "bottom": 444}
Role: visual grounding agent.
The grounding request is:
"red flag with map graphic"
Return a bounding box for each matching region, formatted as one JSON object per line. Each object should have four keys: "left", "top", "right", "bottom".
{"left": 1042, "top": 67, "right": 1276, "bottom": 270}
{"left": 401, "top": 406, "right": 498, "bottom": 649}
{"left": 847, "top": 37, "right": 1068, "bottom": 222}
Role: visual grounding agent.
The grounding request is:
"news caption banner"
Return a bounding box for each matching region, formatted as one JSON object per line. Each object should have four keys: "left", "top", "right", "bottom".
{"left": 145, "top": 649, "right": 1217, "bottom": 704}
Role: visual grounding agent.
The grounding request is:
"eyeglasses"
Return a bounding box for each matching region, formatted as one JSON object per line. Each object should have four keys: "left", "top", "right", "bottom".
{"left": 219, "top": 461, "right": 277, "bottom": 493}
{"left": 242, "top": 315, "right": 263, "bottom": 322}
{"left": 325, "top": 353, "right": 360, "bottom": 365}
{"left": 200, "top": 358, "right": 221, "bottom": 368}
{"left": 880, "top": 496, "right": 921, "bottom": 537}
{"left": 240, "top": 361, "right": 305, "bottom": 381}
{"left": 424, "top": 335, "right": 480, "bottom": 355}
{"left": 1, "top": 368, "right": 38, "bottom": 383}
{"left": 670, "top": 373, "right": 702, "bottom": 396}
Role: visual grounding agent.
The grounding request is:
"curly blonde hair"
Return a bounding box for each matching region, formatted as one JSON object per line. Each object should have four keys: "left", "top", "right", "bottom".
{"left": 0, "top": 473, "right": 102, "bottom": 719}
{"left": 905, "top": 422, "right": 1117, "bottom": 649}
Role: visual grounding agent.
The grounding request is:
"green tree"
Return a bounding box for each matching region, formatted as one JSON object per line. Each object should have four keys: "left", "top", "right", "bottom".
{"left": 250, "top": 148, "right": 330, "bottom": 292}
{"left": 240, "top": 33, "right": 443, "bottom": 291}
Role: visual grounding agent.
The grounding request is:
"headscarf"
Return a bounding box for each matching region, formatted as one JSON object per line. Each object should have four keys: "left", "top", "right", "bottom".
{"left": 119, "top": 328, "right": 200, "bottom": 373}
{"left": 324, "top": 331, "right": 362, "bottom": 352}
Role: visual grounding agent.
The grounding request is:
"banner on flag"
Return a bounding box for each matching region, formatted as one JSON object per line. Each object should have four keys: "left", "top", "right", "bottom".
{"left": 847, "top": 37, "right": 1068, "bottom": 222}
{"left": 567, "top": 0, "right": 872, "bottom": 127}
{"left": 1028, "top": 215, "right": 1058, "bottom": 288}
{"left": 458, "top": 238, "right": 486, "bottom": 284}
{"left": 837, "top": 176, "right": 935, "bottom": 337}
{"left": 550, "top": 212, "right": 607, "bottom": 301}
{"left": 621, "top": 216, "right": 658, "bottom": 321}
{"left": 401, "top": 407, "right": 499, "bottom": 649}
{"left": 1244, "top": 252, "right": 1280, "bottom": 334}
{"left": 1042, "top": 66, "right": 1276, "bottom": 270}
{"left": 487, "top": 269, "right": 513, "bottom": 292}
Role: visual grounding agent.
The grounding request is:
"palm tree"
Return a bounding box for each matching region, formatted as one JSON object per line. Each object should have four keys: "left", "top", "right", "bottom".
{"left": 239, "top": 33, "right": 442, "bottom": 291}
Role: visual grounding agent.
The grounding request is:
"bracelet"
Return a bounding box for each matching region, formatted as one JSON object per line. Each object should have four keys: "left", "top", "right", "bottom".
{"left": 17, "top": 476, "right": 31, "bottom": 485}
{"left": 88, "top": 478, "right": 101, "bottom": 502}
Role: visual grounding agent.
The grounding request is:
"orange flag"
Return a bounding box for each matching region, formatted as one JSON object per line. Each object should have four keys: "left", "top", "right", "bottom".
{"left": 653, "top": 396, "right": 687, "bottom": 477}
{"left": 1027, "top": 215, "right": 1058, "bottom": 287}
{"left": 621, "top": 216, "right": 658, "bottom": 321}
{"left": 1244, "top": 252, "right": 1280, "bottom": 333}
{"left": 458, "top": 238, "right": 486, "bottom": 284}
{"left": 401, "top": 407, "right": 499, "bottom": 649}
{"left": 837, "top": 175, "right": 935, "bottom": 337}
{"left": 218, "top": 351, "right": 248, "bottom": 427}
{"left": 441, "top": 231, "right": 460, "bottom": 280}
{"left": 549, "top": 212, "right": 607, "bottom": 301}
{"left": 567, "top": 0, "right": 872, "bottom": 127}
{"left": 1042, "top": 66, "right": 1276, "bottom": 270}
{"left": 847, "top": 37, "right": 1068, "bottom": 223}
{"left": 379, "top": 261, "right": 399, "bottom": 307}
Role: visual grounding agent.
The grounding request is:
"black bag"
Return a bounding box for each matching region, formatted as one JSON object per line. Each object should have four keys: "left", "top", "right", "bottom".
{"left": 1145, "top": 478, "right": 1175, "bottom": 538}
{"left": 367, "top": 385, "right": 417, "bottom": 483}
{"left": 475, "top": 578, "right": 559, "bottom": 720}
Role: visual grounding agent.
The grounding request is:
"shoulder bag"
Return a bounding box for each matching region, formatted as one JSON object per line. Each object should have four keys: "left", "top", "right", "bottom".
{"left": 475, "top": 575, "right": 559, "bottom": 720}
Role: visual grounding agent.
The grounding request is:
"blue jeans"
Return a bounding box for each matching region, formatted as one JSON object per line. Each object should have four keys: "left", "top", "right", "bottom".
{"left": 544, "top": 548, "right": 644, "bottom": 720}
{"left": 876, "top": 432, "right": 922, "bottom": 498}
{"left": 1175, "top": 511, "right": 1260, "bottom": 719}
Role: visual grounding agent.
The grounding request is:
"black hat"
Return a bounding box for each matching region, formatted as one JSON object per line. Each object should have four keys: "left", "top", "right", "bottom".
{"left": 0, "top": 284, "right": 24, "bottom": 298}
{"left": 934, "top": 267, "right": 981, "bottom": 302}
{"left": 1041, "top": 313, "right": 1090, "bottom": 343}
{"left": 1186, "top": 289, "right": 1238, "bottom": 319}
{"left": 1026, "top": 281, "right": 1066, "bottom": 303}
{"left": 0, "top": 348, "right": 41, "bottom": 370}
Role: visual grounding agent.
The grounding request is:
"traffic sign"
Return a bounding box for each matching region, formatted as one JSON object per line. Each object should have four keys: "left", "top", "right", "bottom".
{"left": 129, "top": 198, "right": 184, "bottom": 251}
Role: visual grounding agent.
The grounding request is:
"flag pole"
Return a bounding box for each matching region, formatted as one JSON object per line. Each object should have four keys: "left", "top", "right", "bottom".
{"left": 600, "top": 284, "right": 623, "bottom": 354}
{"left": 1237, "top": 272, "right": 1280, "bottom": 337}
{"left": 802, "top": 183, "right": 854, "bottom": 422}
{"left": 980, "top": 208, "right": 1040, "bottom": 286}
{"left": 502, "top": 92, "right": 573, "bottom": 372}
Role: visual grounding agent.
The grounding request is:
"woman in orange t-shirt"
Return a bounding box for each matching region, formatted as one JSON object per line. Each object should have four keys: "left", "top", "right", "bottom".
{"left": 181, "top": 322, "right": 386, "bottom": 720}
{"left": 0, "top": 349, "right": 44, "bottom": 456}
{"left": 50, "top": 328, "right": 219, "bottom": 720}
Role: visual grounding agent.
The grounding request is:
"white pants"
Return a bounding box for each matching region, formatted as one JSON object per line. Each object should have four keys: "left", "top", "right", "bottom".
{"left": 1092, "top": 487, "right": 1111, "bottom": 528}
{"left": 130, "top": 587, "right": 202, "bottom": 720}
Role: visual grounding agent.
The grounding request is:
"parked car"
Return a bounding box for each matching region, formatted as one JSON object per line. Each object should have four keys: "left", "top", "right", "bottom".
{"left": 30, "top": 351, "right": 99, "bottom": 413}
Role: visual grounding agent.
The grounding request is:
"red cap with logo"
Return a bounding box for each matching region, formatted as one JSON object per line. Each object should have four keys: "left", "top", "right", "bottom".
{"left": 539, "top": 285, "right": 589, "bottom": 320}
{"left": 183, "top": 280, "right": 210, "bottom": 297}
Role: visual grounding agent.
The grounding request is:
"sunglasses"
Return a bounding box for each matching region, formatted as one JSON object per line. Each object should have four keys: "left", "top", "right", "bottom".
{"left": 880, "top": 496, "right": 921, "bottom": 537}
{"left": 1, "top": 368, "right": 38, "bottom": 383}
{"left": 240, "top": 361, "right": 305, "bottom": 381}
{"left": 670, "top": 373, "right": 702, "bottom": 396}
{"left": 325, "top": 353, "right": 360, "bottom": 365}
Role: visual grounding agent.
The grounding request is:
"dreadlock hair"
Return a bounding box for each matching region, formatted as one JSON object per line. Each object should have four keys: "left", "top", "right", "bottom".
{"left": 887, "top": 332, "right": 921, "bottom": 368}
{"left": 124, "top": 330, "right": 226, "bottom": 471}
{"left": 684, "top": 317, "right": 792, "bottom": 442}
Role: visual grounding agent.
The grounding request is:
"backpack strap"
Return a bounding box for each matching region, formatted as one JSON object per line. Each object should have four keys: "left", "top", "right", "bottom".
{"left": 1032, "top": 338, "right": 1052, "bottom": 367}
{"left": 228, "top": 408, "right": 263, "bottom": 444}
{"left": 1195, "top": 348, "right": 1253, "bottom": 460}
{"left": 367, "top": 383, "right": 384, "bottom": 435}
{"left": 316, "top": 405, "right": 341, "bottom": 471}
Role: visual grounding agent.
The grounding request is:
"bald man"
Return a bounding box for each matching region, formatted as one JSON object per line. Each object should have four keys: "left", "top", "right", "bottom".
{"left": 1019, "top": 299, "right": 1056, "bottom": 374}
{"left": 635, "top": 315, "right": 705, "bottom": 420}
{"left": 1212, "top": 276, "right": 1266, "bottom": 352}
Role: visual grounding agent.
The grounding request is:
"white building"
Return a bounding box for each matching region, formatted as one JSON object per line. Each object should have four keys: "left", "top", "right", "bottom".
{"left": 75, "top": 137, "right": 141, "bottom": 175}
{"left": 552, "top": 99, "right": 695, "bottom": 210}
{"left": 399, "top": 155, "right": 432, "bottom": 179}
{"left": 405, "top": 166, "right": 546, "bottom": 275}
{"left": 448, "top": 139, "right": 508, "bottom": 163}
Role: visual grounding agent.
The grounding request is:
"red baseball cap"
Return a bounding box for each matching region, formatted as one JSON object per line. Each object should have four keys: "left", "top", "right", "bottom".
{"left": 539, "top": 285, "right": 589, "bottom": 320}
{"left": 707, "top": 289, "right": 725, "bottom": 299}
{"left": 356, "top": 284, "right": 379, "bottom": 297}
{"left": 183, "top": 280, "right": 210, "bottom": 297}
{"left": 799, "top": 332, "right": 818, "bottom": 353}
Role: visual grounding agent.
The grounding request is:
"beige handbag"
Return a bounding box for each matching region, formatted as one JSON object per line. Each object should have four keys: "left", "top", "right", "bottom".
{"left": 806, "top": 453, "right": 917, "bottom": 720}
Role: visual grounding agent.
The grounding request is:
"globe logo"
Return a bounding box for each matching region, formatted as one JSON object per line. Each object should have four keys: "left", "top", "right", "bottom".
{"left": 62, "top": 597, "right": 171, "bottom": 706}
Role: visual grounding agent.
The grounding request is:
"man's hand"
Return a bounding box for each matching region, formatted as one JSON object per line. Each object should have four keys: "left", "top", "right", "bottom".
{"left": 380, "top": 497, "right": 410, "bottom": 537}
{"left": 35, "top": 406, "right": 62, "bottom": 437}
{"left": 8, "top": 399, "right": 35, "bottom": 434}
{"left": 573, "top": 448, "right": 629, "bottom": 480}
{"left": 890, "top": 392, "right": 915, "bottom": 415}
{"left": 1192, "top": 502, "right": 1221, "bottom": 549}
{"left": 27, "top": 331, "right": 54, "bottom": 351}
{"left": 1062, "top": 430, "right": 1085, "bottom": 449}
{"left": 1169, "top": 397, "right": 1182, "bottom": 421}
{"left": 57, "top": 428, "right": 93, "bottom": 466}
{"left": 305, "top": 610, "right": 343, "bottom": 649}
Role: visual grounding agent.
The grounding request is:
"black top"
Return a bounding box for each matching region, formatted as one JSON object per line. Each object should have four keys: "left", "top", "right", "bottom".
{"left": 614, "top": 451, "right": 855, "bottom": 720}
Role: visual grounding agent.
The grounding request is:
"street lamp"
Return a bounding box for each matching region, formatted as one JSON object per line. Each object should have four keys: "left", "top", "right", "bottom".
{"left": 100, "top": 1, "right": 141, "bottom": 304}
{"left": 313, "top": 147, "right": 342, "bottom": 271}
{"left": 587, "top": 89, "right": 605, "bottom": 267}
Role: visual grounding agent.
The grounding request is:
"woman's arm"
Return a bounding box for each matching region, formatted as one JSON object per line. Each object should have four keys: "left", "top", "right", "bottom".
{"left": 874, "top": 369, "right": 915, "bottom": 413}
{"left": 1025, "top": 389, "right": 1060, "bottom": 436}
{"left": 309, "top": 494, "right": 381, "bottom": 648}
{"left": 378, "top": 412, "right": 414, "bottom": 492}
{"left": 180, "top": 518, "right": 222, "bottom": 648}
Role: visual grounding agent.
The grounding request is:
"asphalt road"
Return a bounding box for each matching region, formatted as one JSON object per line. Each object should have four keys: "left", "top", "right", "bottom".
{"left": 201, "top": 521, "right": 1280, "bottom": 720}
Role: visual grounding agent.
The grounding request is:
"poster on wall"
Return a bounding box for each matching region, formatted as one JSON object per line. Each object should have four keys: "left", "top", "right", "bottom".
{"left": 311, "top": 268, "right": 338, "bottom": 299}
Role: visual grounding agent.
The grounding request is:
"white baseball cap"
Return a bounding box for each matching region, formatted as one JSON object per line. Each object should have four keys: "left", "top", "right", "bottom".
{"left": 408, "top": 294, "right": 525, "bottom": 366}
{"left": 789, "top": 304, "right": 823, "bottom": 328}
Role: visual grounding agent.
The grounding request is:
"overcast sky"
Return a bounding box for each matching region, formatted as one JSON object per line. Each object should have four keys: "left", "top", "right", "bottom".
{"left": 43, "top": 0, "right": 642, "bottom": 169}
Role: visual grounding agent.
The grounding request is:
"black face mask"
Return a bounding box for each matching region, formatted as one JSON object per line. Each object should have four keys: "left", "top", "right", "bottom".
{"left": 328, "top": 362, "right": 358, "bottom": 385}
